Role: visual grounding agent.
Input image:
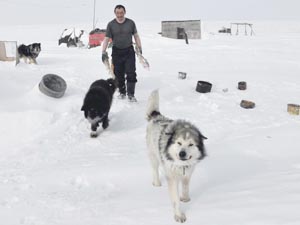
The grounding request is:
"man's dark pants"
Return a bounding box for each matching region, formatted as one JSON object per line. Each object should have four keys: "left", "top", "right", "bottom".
{"left": 112, "top": 46, "right": 137, "bottom": 96}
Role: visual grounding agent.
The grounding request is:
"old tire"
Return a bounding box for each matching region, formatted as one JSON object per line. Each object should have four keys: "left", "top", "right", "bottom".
{"left": 39, "top": 74, "right": 67, "bottom": 98}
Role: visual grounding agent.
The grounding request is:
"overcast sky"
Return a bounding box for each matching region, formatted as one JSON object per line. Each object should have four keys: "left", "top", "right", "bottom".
{"left": 1, "top": 0, "right": 300, "bottom": 26}
{"left": 113, "top": 0, "right": 300, "bottom": 21}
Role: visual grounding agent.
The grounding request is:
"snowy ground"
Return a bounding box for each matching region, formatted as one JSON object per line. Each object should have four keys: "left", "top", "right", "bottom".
{"left": 1, "top": 20, "right": 300, "bottom": 225}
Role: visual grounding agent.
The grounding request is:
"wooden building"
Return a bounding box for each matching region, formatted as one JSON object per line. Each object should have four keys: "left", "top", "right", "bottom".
{"left": 161, "top": 20, "right": 201, "bottom": 40}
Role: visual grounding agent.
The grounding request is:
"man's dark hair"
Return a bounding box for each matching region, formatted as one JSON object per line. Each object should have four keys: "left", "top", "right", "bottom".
{"left": 114, "top": 5, "right": 126, "bottom": 12}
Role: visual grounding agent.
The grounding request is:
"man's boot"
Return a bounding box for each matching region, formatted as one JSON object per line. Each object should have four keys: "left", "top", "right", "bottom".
{"left": 118, "top": 84, "right": 126, "bottom": 99}
{"left": 127, "top": 82, "right": 137, "bottom": 102}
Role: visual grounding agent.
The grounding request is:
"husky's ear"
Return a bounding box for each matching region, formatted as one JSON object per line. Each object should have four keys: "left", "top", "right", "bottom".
{"left": 81, "top": 105, "right": 86, "bottom": 111}
{"left": 200, "top": 133, "right": 208, "bottom": 140}
{"left": 195, "top": 127, "right": 207, "bottom": 140}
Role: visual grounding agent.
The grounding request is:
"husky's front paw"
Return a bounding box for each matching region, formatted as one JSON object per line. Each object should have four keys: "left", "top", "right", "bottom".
{"left": 174, "top": 213, "right": 186, "bottom": 223}
{"left": 90, "top": 131, "right": 98, "bottom": 138}
{"left": 180, "top": 196, "right": 190, "bottom": 202}
{"left": 152, "top": 180, "right": 161, "bottom": 187}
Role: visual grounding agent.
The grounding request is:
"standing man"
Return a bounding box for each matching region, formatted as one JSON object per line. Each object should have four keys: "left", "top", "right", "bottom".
{"left": 102, "top": 4, "right": 142, "bottom": 102}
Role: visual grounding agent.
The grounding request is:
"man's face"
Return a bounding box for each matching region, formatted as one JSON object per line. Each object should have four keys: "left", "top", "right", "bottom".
{"left": 114, "top": 8, "right": 125, "bottom": 21}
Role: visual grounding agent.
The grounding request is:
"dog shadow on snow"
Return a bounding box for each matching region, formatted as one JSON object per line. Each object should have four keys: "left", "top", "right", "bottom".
{"left": 86, "top": 99, "right": 146, "bottom": 137}
{"left": 107, "top": 108, "right": 145, "bottom": 133}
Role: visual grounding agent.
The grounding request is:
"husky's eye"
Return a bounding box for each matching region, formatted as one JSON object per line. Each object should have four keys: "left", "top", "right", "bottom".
{"left": 188, "top": 143, "right": 194, "bottom": 147}
{"left": 177, "top": 142, "right": 182, "bottom": 146}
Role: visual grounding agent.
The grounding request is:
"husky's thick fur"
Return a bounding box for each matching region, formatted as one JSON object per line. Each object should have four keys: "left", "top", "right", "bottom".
{"left": 146, "top": 90, "right": 207, "bottom": 223}
{"left": 17, "top": 43, "right": 41, "bottom": 64}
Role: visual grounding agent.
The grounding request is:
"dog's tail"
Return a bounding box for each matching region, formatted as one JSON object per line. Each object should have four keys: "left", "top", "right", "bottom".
{"left": 146, "top": 89, "right": 161, "bottom": 121}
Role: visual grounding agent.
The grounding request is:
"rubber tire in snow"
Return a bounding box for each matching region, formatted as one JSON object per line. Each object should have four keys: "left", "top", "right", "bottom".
{"left": 39, "top": 74, "right": 67, "bottom": 98}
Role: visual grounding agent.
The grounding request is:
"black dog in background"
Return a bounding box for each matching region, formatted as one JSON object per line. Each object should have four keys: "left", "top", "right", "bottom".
{"left": 81, "top": 78, "right": 116, "bottom": 137}
{"left": 18, "top": 43, "right": 41, "bottom": 64}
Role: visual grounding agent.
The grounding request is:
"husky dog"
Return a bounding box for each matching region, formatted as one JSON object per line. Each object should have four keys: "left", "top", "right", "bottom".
{"left": 146, "top": 90, "right": 207, "bottom": 223}
{"left": 81, "top": 78, "right": 116, "bottom": 137}
{"left": 18, "top": 43, "right": 41, "bottom": 64}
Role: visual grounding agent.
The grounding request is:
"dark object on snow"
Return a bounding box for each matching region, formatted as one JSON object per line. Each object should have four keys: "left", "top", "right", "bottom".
{"left": 39, "top": 74, "right": 67, "bottom": 98}
{"left": 240, "top": 100, "right": 255, "bottom": 109}
{"left": 177, "top": 27, "right": 189, "bottom": 44}
{"left": 287, "top": 104, "right": 300, "bottom": 115}
{"left": 222, "top": 88, "right": 229, "bottom": 93}
{"left": 196, "top": 81, "right": 212, "bottom": 93}
{"left": 219, "top": 27, "right": 231, "bottom": 34}
{"left": 238, "top": 81, "right": 247, "bottom": 90}
{"left": 58, "top": 28, "right": 85, "bottom": 47}
{"left": 178, "top": 72, "right": 187, "bottom": 79}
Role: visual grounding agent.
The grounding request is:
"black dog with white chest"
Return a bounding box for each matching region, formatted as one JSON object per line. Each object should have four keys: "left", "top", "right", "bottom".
{"left": 81, "top": 78, "right": 116, "bottom": 137}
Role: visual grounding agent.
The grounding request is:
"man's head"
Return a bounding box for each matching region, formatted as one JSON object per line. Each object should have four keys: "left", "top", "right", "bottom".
{"left": 114, "top": 5, "right": 126, "bottom": 22}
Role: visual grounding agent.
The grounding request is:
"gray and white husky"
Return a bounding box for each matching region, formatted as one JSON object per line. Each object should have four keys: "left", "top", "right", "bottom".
{"left": 17, "top": 43, "right": 41, "bottom": 64}
{"left": 146, "top": 90, "right": 207, "bottom": 223}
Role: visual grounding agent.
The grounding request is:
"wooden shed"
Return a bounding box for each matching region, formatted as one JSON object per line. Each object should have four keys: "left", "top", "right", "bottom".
{"left": 0, "top": 41, "right": 18, "bottom": 65}
{"left": 161, "top": 20, "right": 201, "bottom": 40}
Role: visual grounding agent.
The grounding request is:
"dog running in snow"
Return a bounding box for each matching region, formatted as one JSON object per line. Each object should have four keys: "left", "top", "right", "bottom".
{"left": 81, "top": 78, "right": 116, "bottom": 137}
{"left": 146, "top": 90, "right": 207, "bottom": 223}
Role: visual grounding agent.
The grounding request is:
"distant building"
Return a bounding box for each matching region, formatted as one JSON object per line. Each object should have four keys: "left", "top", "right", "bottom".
{"left": 161, "top": 20, "right": 201, "bottom": 40}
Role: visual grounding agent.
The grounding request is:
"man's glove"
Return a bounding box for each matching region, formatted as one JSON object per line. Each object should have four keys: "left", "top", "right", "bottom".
{"left": 102, "top": 51, "right": 109, "bottom": 62}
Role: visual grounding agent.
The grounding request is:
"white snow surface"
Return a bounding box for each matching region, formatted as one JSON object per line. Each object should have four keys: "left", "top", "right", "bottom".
{"left": 1, "top": 20, "right": 300, "bottom": 225}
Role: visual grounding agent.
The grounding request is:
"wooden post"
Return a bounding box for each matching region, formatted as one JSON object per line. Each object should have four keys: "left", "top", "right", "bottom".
{"left": 92, "top": 0, "right": 96, "bottom": 30}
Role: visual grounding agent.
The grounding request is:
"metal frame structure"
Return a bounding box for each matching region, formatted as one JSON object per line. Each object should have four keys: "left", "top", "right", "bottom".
{"left": 230, "top": 23, "right": 255, "bottom": 36}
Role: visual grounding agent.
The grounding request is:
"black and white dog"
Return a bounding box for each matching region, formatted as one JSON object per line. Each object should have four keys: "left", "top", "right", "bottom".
{"left": 18, "top": 43, "right": 41, "bottom": 64}
{"left": 81, "top": 78, "right": 116, "bottom": 137}
{"left": 146, "top": 90, "right": 207, "bottom": 223}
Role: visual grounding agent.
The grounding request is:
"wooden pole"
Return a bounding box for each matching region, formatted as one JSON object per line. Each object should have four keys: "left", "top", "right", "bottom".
{"left": 93, "top": 0, "right": 96, "bottom": 30}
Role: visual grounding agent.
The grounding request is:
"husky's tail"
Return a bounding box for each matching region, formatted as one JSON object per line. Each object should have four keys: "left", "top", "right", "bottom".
{"left": 146, "top": 90, "right": 161, "bottom": 121}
